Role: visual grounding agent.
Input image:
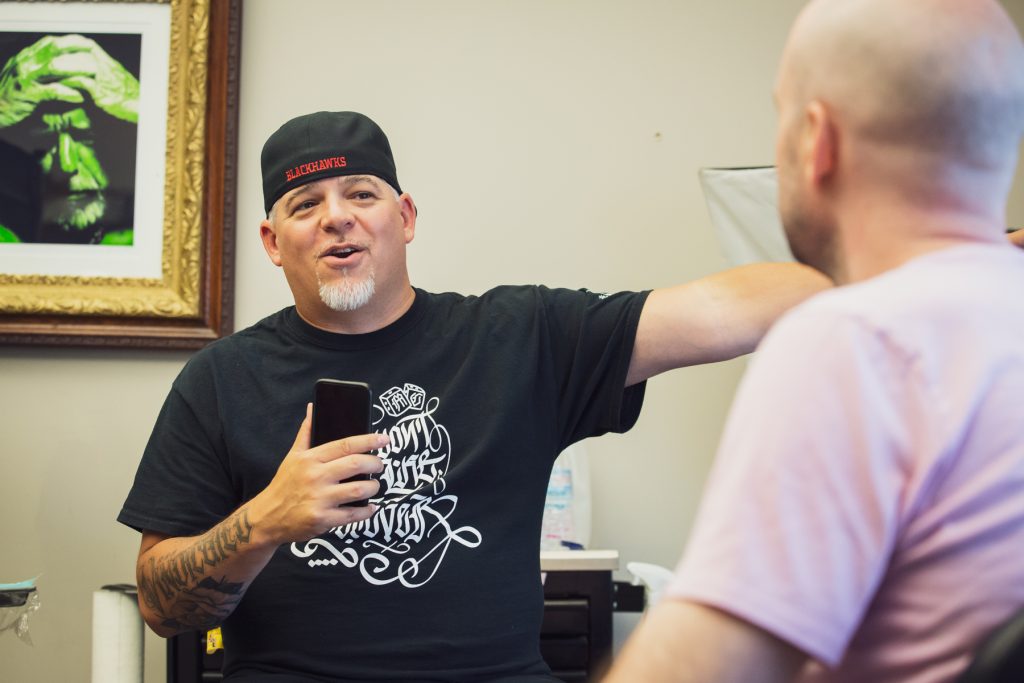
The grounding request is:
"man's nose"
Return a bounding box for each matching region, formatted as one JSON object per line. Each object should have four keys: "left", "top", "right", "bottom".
{"left": 319, "top": 193, "right": 354, "bottom": 232}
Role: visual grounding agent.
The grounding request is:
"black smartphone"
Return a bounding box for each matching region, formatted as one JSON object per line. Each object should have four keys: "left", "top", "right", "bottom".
{"left": 312, "top": 379, "right": 373, "bottom": 507}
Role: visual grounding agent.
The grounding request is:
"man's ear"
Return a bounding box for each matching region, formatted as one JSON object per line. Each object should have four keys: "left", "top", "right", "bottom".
{"left": 400, "top": 193, "right": 417, "bottom": 245}
{"left": 259, "top": 219, "right": 283, "bottom": 266}
{"left": 802, "top": 100, "right": 838, "bottom": 186}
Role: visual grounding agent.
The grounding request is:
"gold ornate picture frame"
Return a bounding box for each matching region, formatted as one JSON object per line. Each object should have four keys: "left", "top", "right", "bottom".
{"left": 0, "top": 0, "right": 239, "bottom": 348}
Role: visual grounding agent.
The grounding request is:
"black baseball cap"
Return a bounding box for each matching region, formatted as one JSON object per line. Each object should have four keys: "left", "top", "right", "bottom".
{"left": 260, "top": 111, "right": 402, "bottom": 213}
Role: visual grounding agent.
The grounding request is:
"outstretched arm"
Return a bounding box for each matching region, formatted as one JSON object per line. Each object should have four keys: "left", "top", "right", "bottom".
{"left": 626, "top": 262, "right": 831, "bottom": 386}
{"left": 603, "top": 600, "right": 807, "bottom": 683}
{"left": 136, "top": 405, "right": 385, "bottom": 637}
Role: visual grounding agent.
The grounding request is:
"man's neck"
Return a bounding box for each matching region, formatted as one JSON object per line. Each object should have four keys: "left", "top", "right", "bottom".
{"left": 837, "top": 199, "right": 1006, "bottom": 284}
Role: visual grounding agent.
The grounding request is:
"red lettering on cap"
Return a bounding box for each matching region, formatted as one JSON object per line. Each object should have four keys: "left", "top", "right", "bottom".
{"left": 283, "top": 156, "right": 347, "bottom": 183}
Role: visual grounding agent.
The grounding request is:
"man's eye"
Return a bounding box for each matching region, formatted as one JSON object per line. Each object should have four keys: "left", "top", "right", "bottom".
{"left": 293, "top": 200, "right": 317, "bottom": 213}
{"left": 352, "top": 191, "right": 375, "bottom": 200}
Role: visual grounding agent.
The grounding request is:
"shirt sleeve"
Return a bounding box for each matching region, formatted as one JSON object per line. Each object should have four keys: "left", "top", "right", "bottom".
{"left": 117, "top": 355, "right": 238, "bottom": 537}
{"left": 537, "top": 287, "right": 650, "bottom": 450}
{"left": 665, "top": 305, "right": 916, "bottom": 667}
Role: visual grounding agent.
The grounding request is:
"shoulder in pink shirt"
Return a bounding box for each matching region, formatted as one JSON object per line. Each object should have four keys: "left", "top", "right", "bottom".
{"left": 668, "top": 245, "right": 1024, "bottom": 683}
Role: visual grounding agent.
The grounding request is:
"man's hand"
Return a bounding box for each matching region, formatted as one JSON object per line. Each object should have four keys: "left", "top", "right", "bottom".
{"left": 1009, "top": 228, "right": 1024, "bottom": 249}
{"left": 135, "top": 406, "right": 386, "bottom": 637}
{"left": 248, "top": 403, "right": 385, "bottom": 545}
{"left": 0, "top": 34, "right": 139, "bottom": 127}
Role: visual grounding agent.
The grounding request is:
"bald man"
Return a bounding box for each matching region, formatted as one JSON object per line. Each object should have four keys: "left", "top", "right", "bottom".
{"left": 606, "top": 1, "right": 1024, "bottom": 682}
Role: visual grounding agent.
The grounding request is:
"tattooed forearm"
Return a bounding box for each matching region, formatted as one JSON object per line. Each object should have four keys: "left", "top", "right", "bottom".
{"left": 138, "top": 508, "right": 255, "bottom": 630}
{"left": 158, "top": 576, "right": 246, "bottom": 631}
{"left": 145, "top": 511, "right": 253, "bottom": 602}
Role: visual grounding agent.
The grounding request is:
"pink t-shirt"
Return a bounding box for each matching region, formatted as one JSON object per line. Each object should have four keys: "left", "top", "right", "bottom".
{"left": 668, "top": 244, "right": 1024, "bottom": 683}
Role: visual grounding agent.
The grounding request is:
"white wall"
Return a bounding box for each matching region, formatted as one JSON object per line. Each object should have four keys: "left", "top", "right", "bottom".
{"left": 3, "top": 1, "right": 1024, "bottom": 681}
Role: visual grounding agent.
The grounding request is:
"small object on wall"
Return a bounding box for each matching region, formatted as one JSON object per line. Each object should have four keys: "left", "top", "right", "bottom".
{"left": 0, "top": 576, "right": 41, "bottom": 645}
{"left": 92, "top": 584, "right": 143, "bottom": 683}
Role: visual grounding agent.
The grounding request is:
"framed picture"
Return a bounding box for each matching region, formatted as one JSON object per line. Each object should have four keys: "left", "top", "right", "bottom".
{"left": 0, "top": 0, "right": 240, "bottom": 349}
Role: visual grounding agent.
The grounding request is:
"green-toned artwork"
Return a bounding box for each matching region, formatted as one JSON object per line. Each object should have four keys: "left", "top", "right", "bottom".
{"left": 0, "top": 32, "right": 140, "bottom": 245}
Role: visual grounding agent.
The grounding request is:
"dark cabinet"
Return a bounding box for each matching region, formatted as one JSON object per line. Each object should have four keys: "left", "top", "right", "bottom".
{"left": 539, "top": 563, "right": 615, "bottom": 681}
{"left": 169, "top": 552, "right": 618, "bottom": 683}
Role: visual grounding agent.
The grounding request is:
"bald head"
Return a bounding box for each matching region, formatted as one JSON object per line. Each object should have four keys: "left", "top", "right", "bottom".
{"left": 779, "top": 0, "right": 1024, "bottom": 172}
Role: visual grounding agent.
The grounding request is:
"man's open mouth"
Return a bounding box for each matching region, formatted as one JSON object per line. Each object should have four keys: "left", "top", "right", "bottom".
{"left": 320, "top": 244, "right": 364, "bottom": 262}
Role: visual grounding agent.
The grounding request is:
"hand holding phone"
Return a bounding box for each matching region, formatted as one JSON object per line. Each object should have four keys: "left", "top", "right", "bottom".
{"left": 312, "top": 379, "right": 374, "bottom": 507}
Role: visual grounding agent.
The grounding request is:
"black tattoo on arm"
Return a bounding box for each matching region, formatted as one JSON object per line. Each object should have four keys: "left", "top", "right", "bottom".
{"left": 139, "top": 508, "right": 255, "bottom": 631}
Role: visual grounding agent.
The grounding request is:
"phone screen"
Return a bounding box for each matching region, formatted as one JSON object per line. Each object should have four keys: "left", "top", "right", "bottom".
{"left": 312, "top": 379, "right": 373, "bottom": 506}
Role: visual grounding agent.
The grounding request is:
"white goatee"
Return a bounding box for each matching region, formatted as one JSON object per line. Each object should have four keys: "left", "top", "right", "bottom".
{"left": 317, "top": 268, "right": 376, "bottom": 311}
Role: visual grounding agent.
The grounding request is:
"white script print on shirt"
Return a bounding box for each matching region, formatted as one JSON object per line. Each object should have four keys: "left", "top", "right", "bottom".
{"left": 290, "top": 382, "right": 483, "bottom": 587}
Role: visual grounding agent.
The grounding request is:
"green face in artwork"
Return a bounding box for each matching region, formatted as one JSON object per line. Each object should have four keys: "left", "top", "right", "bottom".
{"left": 39, "top": 107, "right": 109, "bottom": 234}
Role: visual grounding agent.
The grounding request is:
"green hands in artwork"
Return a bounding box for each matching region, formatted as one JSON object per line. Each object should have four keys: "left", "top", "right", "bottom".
{"left": 0, "top": 34, "right": 139, "bottom": 128}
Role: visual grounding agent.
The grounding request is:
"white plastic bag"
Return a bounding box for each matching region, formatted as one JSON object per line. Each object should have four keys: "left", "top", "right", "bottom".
{"left": 626, "top": 562, "right": 675, "bottom": 608}
{"left": 0, "top": 577, "right": 41, "bottom": 645}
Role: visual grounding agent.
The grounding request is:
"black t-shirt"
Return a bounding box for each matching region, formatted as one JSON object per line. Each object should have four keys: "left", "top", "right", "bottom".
{"left": 119, "top": 285, "right": 649, "bottom": 682}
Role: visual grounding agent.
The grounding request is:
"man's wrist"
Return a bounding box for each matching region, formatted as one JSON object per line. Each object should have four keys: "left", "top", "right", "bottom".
{"left": 241, "top": 493, "right": 287, "bottom": 551}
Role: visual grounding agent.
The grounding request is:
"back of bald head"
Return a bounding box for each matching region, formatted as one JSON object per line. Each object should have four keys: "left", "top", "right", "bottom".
{"left": 783, "top": 0, "right": 1024, "bottom": 173}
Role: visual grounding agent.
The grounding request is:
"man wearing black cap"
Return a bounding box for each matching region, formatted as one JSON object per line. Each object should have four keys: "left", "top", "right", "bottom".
{"left": 118, "top": 110, "right": 830, "bottom": 682}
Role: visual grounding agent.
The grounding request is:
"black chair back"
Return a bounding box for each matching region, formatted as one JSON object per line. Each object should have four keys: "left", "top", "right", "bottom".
{"left": 957, "top": 607, "right": 1024, "bottom": 683}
